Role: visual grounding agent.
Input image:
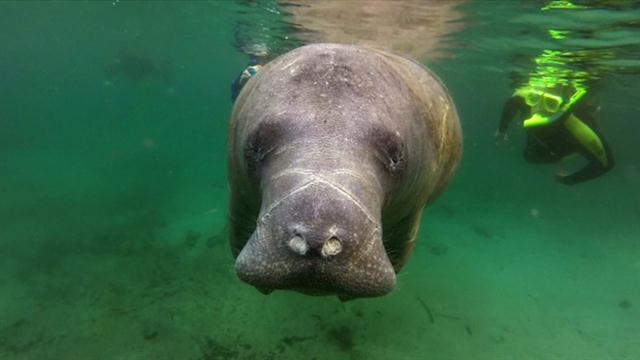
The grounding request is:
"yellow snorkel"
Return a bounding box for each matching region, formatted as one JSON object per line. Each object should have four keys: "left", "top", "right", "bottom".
{"left": 519, "top": 85, "right": 586, "bottom": 128}
{"left": 523, "top": 113, "right": 551, "bottom": 127}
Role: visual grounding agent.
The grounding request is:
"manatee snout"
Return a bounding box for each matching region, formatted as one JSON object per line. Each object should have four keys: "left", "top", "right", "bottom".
{"left": 235, "top": 181, "right": 396, "bottom": 298}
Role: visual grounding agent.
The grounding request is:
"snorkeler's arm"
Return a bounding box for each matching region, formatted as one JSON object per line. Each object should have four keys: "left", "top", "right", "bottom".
{"left": 556, "top": 114, "right": 614, "bottom": 185}
{"left": 231, "top": 73, "right": 242, "bottom": 102}
{"left": 497, "top": 96, "right": 527, "bottom": 135}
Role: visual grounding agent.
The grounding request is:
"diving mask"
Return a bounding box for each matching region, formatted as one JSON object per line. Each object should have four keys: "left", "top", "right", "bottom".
{"left": 524, "top": 89, "right": 563, "bottom": 113}
{"left": 238, "top": 64, "right": 262, "bottom": 87}
{"left": 522, "top": 88, "right": 568, "bottom": 127}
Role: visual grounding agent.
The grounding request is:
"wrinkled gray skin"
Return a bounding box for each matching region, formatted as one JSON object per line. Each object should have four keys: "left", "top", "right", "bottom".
{"left": 228, "top": 43, "right": 461, "bottom": 300}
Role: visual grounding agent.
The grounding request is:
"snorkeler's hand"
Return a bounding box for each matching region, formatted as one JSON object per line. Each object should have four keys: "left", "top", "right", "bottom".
{"left": 494, "top": 129, "right": 509, "bottom": 146}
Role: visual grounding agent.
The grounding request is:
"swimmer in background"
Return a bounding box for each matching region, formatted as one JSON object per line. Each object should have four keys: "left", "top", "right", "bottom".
{"left": 496, "top": 79, "right": 614, "bottom": 185}
{"left": 496, "top": 0, "right": 617, "bottom": 186}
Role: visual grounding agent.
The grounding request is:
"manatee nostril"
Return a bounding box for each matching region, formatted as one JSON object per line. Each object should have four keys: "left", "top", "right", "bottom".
{"left": 321, "top": 236, "right": 342, "bottom": 257}
{"left": 288, "top": 235, "right": 309, "bottom": 255}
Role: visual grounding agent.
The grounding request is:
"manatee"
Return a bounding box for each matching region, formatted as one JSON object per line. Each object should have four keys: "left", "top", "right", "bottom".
{"left": 227, "top": 43, "right": 462, "bottom": 299}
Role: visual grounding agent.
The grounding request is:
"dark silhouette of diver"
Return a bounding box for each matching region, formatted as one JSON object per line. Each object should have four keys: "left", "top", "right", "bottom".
{"left": 496, "top": 82, "right": 614, "bottom": 185}
{"left": 105, "top": 54, "right": 171, "bottom": 84}
{"left": 230, "top": 54, "right": 265, "bottom": 103}
{"left": 230, "top": 15, "right": 300, "bottom": 102}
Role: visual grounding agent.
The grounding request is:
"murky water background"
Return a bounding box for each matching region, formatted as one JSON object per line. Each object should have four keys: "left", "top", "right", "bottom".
{"left": 1, "top": 1, "right": 639, "bottom": 359}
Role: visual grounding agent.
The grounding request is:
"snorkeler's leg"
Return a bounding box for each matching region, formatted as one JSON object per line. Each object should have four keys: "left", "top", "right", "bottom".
{"left": 556, "top": 113, "right": 614, "bottom": 185}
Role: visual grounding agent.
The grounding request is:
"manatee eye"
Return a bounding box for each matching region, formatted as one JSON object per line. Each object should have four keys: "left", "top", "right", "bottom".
{"left": 244, "top": 121, "right": 283, "bottom": 177}
{"left": 372, "top": 130, "right": 406, "bottom": 176}
{"left": 388, "top": 145, "right": 405, "bottom": 172}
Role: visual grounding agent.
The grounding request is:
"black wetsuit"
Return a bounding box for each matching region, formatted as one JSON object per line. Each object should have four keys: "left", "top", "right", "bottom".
{"left": 498, "top": 95, "right": 614, "bottom": 185}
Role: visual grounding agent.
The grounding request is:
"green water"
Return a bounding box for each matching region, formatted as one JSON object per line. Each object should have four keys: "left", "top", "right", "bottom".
{"left": 1, "top": 1, "right": 639, "bottom": 359}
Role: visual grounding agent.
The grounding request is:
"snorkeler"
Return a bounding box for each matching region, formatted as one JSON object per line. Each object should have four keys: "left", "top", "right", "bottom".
{"left": 230, "top": 22, "right": 275, "bottom": 103}
{"left": 230, "top": 9, "right": 304, "bottom": 103}
{"left": 230, "top": 54, "right": 265, "bottom": 103}
{"left": 496, "top": 81, "right": 614, "bottom": 185}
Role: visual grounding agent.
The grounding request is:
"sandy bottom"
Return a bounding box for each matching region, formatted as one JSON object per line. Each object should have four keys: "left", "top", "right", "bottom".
{"left": 1, "top": 149, "right": 639, "bottom": 360}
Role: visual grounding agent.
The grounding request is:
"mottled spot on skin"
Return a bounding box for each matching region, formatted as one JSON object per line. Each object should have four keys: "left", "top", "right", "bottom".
{"left": 282, "top": 57, "right": 301, "bottom": 70}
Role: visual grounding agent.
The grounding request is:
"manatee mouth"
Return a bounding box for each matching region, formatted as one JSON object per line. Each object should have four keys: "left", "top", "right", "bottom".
{"left": 234, "top": 181, "right": 396, "bottom": 299}
{"left": 236, "top": 223, "right": 396, "bottom": 299}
